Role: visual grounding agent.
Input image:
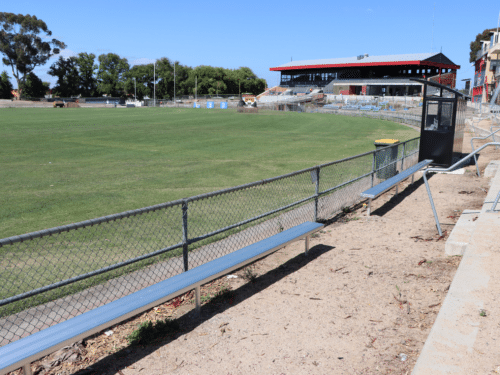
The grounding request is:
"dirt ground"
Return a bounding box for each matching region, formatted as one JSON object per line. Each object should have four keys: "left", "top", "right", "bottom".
{"left": 14, "top": 124, "right": 500, "bottom": 375}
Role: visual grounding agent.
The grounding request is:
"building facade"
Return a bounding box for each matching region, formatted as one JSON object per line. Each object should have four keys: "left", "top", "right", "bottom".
{"left": 270, "top": 53, "right": 460, "bottom": 97}
{"left": 472, "top": 30, "right": 500, "bottom": 103}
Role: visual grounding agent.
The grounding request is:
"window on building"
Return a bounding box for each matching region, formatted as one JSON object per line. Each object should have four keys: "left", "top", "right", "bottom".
{"left": 408, "top": 69, "right": 412, "bottom": 74}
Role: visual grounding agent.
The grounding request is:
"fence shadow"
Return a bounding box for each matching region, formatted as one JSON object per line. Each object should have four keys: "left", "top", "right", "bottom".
{"left": 72, "top": 243, "right": 334, "bottom": 375}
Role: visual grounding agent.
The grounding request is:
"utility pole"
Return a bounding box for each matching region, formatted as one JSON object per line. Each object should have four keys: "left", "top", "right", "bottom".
{"left": 431, "top": 3, "right": 435, "bottom": 52}
{"left": 195, "top": 76, "right": 197, "bottom": 101}
{"left": 174, "top": 63, "right": 176, "bottom": 104}
{"left": 154, "top": 62, "right": 156, "bottom": 107}
{"left": 134, "top": 78, "right": 136, "bottom": 101}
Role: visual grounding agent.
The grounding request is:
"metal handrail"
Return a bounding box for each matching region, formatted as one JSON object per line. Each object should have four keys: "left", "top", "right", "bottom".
{"left": 491, "top": 125, "right": 500, "bottom": 150}
{"left": 470, "top": 114, "right": 490, "bottom": 129}
{"left": 487, "top": 191, "right": 500, "bottom": 213}
{"left": 423, "top": 142, "right": 500, "bottom": 235}
{"left": 471, "top": 128, "right": 500, "bottom": 176}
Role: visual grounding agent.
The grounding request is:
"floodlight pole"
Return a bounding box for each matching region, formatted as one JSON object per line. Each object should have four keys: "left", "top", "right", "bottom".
{"left": 154, "top": 62, "right": 156, "bottom": 107}
{"left": 174, "top": 63, "right": 176, "bottom": 104}
{"left": 134, "top": 78, "right": 136, "bottom": 101}
{"left": 195, "top": 76, "right": 197, "bottom": 101}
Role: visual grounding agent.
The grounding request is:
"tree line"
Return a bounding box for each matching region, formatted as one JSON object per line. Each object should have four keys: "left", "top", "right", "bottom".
{"left": 0, "top": 13, "right": 266, "bottom": 99}
{"left": 45, "top": 54, "right": 266, "bottom": 99}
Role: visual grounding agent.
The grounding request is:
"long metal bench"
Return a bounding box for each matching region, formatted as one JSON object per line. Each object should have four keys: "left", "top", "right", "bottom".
{"left": 0, "top": 221, "right": 323, "bottom": 375}
{"left": 361, "top": 159, "right": 433, "bottom": 215}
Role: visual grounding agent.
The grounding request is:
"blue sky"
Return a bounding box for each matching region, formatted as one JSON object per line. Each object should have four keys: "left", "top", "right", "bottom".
{"left": 2, "top": 0, "right": 499, "bottom": 90}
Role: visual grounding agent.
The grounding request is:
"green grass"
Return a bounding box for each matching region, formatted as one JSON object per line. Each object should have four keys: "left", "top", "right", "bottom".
{"left": 0, "top": 107, "right": 417, "bottom": 239}
{"left": 127, "top": 318, "right": 181, "bottom": 346}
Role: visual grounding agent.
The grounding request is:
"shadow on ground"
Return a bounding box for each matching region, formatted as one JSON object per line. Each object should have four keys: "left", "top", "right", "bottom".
{"left": 72, "top": 244, "right": 334, "bottom": 375}
{"left": 371, "top": 174, "right": 431, "bottom": 217}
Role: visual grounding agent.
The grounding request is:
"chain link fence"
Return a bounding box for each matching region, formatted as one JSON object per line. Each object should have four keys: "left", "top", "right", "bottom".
{"left": 325, "top": 109, "right": 422, "bottom": 127}
{"left": 0, "top": 137, "right": 420, "bottom": 346}
{"left": 257, "top": 101, "right": 422, "bottom": 127}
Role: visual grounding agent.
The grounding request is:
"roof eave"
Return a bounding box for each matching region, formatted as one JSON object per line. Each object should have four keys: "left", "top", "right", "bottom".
{"left": 270, "top": 60, "right": 460, "bottom": 72}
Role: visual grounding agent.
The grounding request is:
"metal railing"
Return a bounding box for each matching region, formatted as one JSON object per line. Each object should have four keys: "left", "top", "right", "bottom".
{"left": 319, "top": 108, "right": 422, "bottom": 127}
{"left": 255, "top": 102, "right": 422, "bottom": 127}
{"left": 492, "top": 125, "right": 500, "bottom": 149}
{"left": 423, "top": 142, "right": 500, "bottom": 235}
{"left": 0, "top": 137, "right": 420, "bottom": 346}
{"left": 471, "top": 128, "right": 500, "bottom": 176}
{"left": 487, "top": 191, "right": 500, "bottom": 213}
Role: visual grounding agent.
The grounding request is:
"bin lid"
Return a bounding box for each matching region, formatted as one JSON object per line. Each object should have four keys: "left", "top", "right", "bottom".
{"left": 374, "top": 139, "right": 399, "bottom": 145}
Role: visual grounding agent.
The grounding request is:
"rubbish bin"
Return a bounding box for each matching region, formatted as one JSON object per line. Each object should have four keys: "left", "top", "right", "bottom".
{"left": 374, "top": 139, "right": 399, "bottom": 179}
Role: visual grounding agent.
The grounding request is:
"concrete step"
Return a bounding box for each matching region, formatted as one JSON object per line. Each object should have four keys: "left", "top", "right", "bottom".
{"left": 412, "top": 161, "right": 500, "bottom": 374}
{"left": 484, "top": 160, "right": 500, "bottom": 179}
{"left": 444, "top": 209, "right": 480, "bottom": 256}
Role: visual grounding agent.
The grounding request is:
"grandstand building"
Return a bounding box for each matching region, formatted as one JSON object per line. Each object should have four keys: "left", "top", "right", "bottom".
{"left": 472, "top": 30, "right": 500, "bottom": 103}
{"left": 270, "top": 52, "right": 460, "bottom": 96}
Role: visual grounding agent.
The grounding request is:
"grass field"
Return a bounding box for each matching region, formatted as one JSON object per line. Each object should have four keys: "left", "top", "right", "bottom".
{"left": 0, "top": 107, "right": 418, "bottom": 239}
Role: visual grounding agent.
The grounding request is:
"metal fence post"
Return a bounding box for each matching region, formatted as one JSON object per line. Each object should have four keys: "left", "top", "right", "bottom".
{"left": 401, "top": 141, "right": 406, "bottom": 171}
{"left": 371, "top": 151, "right": 376, "bottom": 188}
{"left": 314, "top": 167, "right": 320, "bottom": 222}
{"left": 182, "top": 200, "right": 189, "bottom": 272}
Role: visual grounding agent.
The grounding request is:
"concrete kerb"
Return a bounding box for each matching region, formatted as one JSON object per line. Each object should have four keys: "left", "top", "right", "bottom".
{"left": 412, "top": 161, "right": 500, "bottom": 374}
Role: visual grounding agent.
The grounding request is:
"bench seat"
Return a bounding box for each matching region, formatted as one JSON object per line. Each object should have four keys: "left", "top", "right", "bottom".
{"left": 0, "top": 221, "right": 323, "bottom": 375}
{"left": 361, "top": 159, "right": 433, "bottom": 215}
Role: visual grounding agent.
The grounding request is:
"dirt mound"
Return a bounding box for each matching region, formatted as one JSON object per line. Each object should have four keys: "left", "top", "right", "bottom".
{"left": 65, "top": 102, "right": 80, "bottom": 108}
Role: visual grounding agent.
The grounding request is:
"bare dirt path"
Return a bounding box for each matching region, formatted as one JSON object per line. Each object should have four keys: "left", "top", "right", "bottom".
{"left": 16, "top": 124, "right": 499, "bottom": 375}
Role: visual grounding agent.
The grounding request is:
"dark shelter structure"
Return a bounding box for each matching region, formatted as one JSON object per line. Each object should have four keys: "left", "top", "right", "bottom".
{"left": 412, "top": 78, "right": 467, "bottom": 167}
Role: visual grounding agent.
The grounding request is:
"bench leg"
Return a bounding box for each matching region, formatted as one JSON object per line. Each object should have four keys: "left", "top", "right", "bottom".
{"left": 305, "top": 236, "right": 310, "bottom": 254}
{"left": 195, "top": 286, "right": 201, "bottom": 314}
{"left": 367, "top": 199, "right": 372, "bottom": 216}
{"left": 23, "top": 364, "right": 32, "bottom": 375}
{"left": 411, "top": 174, "right": 415, "bottom": 184}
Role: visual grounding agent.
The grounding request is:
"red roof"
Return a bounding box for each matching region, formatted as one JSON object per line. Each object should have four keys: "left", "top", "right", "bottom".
{"left": 270, "top": 53, "right": 460, "bottom": 71}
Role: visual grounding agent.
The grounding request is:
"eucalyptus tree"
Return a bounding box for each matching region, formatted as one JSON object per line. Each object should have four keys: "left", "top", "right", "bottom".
{"left": 0, "top": 70, "right": 13, "bottom": 98}
{"left": 97, "top": 53, "right": 129, "bottom": 97}
{"left": 0, "top": 12, "right": 65, "bottom": 98}
{"left": 48, "top": 56, "right": 79, "bottom": 97}
{"left": 76, "top": 52, "right": 97, "bottom": 97}
{"left": 23, "top": 72, "right": 49, "bottom": 98}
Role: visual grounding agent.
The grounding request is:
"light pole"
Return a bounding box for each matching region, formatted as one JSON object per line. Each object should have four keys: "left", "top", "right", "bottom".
{"left": 154, "top": 62, "right": 156, "bottom": 107}
{"left": 134, "top": 77, "right": 136, "bottom": 101}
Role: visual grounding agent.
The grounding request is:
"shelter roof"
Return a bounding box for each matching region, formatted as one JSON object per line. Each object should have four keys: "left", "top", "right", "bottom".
{"left": 270, "top": 53, "right": 460, "bottom": 71}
